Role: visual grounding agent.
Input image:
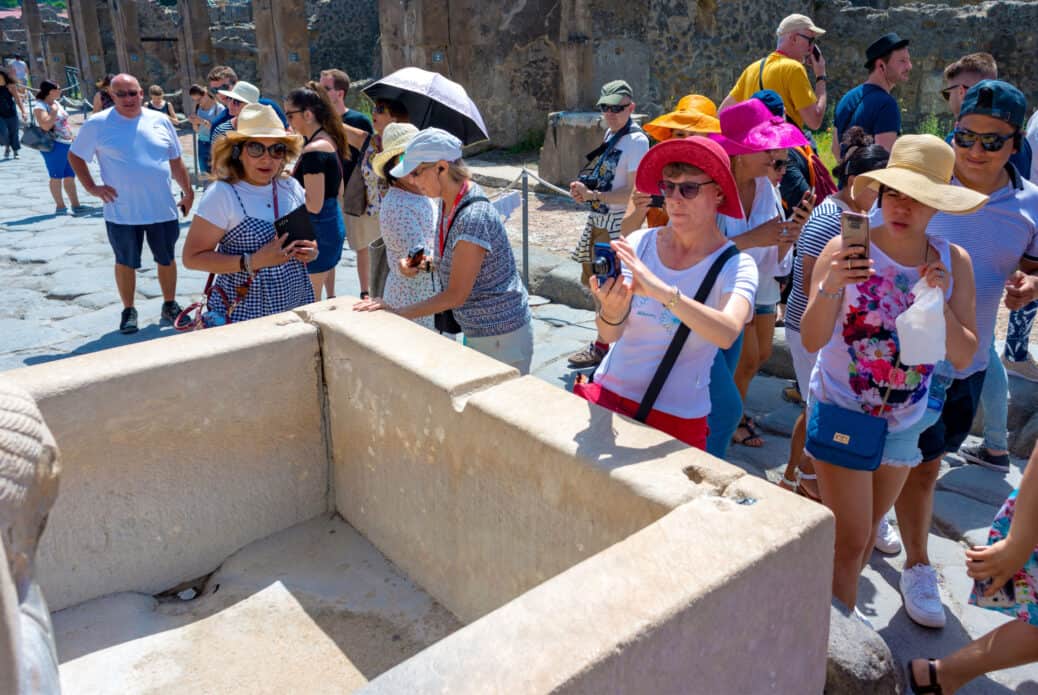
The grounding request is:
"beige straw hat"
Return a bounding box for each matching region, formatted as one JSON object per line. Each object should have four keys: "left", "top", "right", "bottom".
{"left": 371, "top": 122, "right": 419, "bottom": 179}
{"left": 226, "top": 103, "right": 301, "bottom": 143}
{"left": 851, "top": 134, "right": 988, "bottom": 214}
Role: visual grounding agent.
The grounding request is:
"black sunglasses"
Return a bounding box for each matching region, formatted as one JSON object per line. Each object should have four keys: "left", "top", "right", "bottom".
{"left": 659, "top": 179, "right": 716, "bottom": 200}
{"left": 797, "top": 33, "right": 817, "bottom": 46}
{"left": 113, "top": 90, "right": 139, "bottom": 98}
{"left": 599, "top": 103, "right": 631, "bottom": 114}
{"left": 952, "top": 127, "right": 1015, "bottom": 152}
{"left": 770, "top": 158, "right": 789, "bottom": 171}
{"left": 940, "top": 84, "right": 967, "bottom": 102}
{"left": 243, "top": 142, "right": 288, "bottom": 159}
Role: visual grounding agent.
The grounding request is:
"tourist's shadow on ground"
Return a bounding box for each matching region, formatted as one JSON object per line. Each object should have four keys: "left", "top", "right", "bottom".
{"left": 23, "top": 324, "right": 174, "bottom": 367}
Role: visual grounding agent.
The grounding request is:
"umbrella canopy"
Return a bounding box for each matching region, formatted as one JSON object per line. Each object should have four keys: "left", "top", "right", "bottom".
{"left": 362, "top": 67, "right": 489, "bottom": 145}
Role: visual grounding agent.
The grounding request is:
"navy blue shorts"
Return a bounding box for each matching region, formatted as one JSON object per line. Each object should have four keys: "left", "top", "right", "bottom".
{"left": 105, "top": 219, "right": 180, "bottom": 269}
{"left": 917, "top": 369, "right": 986, "bottom": 462}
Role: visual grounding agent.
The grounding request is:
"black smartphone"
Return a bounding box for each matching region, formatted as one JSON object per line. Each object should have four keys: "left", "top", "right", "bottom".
{"left": 276, "top": 205, "right": 317, "bottom": 248}
{"left": 812, "top": 44, "right": 822, "bottom": 61}
{"left": 406, "top": 245, "right": 426, "bottom": 268}
{"left": 649, "top": 195, "right": 665, "bottom": 209}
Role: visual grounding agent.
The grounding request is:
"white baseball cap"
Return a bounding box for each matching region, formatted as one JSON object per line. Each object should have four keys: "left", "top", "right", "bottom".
{"left": 389, "top": 127, "right": 463, "bottom": 178}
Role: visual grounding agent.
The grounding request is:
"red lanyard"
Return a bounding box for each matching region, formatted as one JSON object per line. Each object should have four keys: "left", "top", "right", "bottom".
{"left": 438, "top": 181, "right": 469, "bottom": 256}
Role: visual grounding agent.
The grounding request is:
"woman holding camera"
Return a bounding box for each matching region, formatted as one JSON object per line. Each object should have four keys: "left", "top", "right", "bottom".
{"left": 800, "top": 135, "right": 983, "bottom": 612}
{"left": 573, "top": 137, "right": 758, "bottom": 450}
{"left": 182, "top": 104, "right": 317, "bottom": 323}
{"left": 370, "top": 122, "right": 438, "bottom": 330}
{"left": 354, "top": 128, "right": 533, "bottom": 374}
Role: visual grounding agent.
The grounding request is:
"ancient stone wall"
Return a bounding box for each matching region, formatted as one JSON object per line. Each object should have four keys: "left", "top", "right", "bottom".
{"left": 381, "top": 0, "right": 1038, "bottom": 148}
{"left": 306, "top": 0, "right": 382, "bottom": 80}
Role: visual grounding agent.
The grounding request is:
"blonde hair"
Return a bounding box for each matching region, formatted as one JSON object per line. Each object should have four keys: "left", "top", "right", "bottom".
{"left": 446, "top": 159, "right": 470, "bottom": 184}
{"left": 209, "top": 135, "right": 304, "bottom": 184}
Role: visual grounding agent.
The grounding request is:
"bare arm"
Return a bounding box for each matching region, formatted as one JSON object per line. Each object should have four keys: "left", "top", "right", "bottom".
{"left": 168, "top": 157, "right": 195, "bottom": 214}
{"left": 719, "top": 94, "right": 737, "bottom": 112}
{"left": 873, "top": 132, "right": 897, "bottom": 152}
{"left": 92, "top": 92, "right": 102, "bottom": 113}
{"left": 392, "top": 240, "right": 486, "bottom": 319}
{"left": 302, "top": 173, "right": 326, "bottom": 213}
{"left": 801, "top": 236, "right": 873, "bottom": 352}
{"left": 183, "top": 213, "right": 315, "bottom": 272}
{"left": 620, "top": 190, "right": 652, "bottom": 237}
{"left": 798, "top": 53, "right": 827, "bottom": 131}
{"left": 940, "top": 244, "right": 978, "bottom": 371}
{"left": 33, "top": 104, "right": 55, "bottom": 130}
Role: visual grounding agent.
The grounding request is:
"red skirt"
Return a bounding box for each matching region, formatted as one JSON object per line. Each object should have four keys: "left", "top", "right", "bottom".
{"left": 573, "top": 381, "right": 708, "bottom": 450}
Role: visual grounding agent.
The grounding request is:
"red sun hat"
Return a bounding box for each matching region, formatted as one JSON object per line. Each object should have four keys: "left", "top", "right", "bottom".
{"left": 635, "top": 136, "right": 744, "bottom": 219}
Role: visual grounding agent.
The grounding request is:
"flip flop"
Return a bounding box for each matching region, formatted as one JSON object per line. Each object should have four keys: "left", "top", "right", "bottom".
{"left": 732, "top": 416, "right": 764, "bottom": 448}
{"left": 907, "top": 659, "right": 943, "bottom": 694}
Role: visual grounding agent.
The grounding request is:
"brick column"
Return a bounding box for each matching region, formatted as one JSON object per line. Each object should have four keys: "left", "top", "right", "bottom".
{"left": 67, "top": 0, "right": 107, "bottom": 96}
{"left": 108, "top": 0, "right": 145, "bottom": 81}
{"left": 558, "top": 0, "right": 594, "bottom": 109}
{"left": 21, "top": 0, "right": 46, "bottom": 84}
{"left": 177, "top": 0, "right": 214, "bottom": 113}
{"left": 252, "top": 0, "right": 311, "bottom": 102}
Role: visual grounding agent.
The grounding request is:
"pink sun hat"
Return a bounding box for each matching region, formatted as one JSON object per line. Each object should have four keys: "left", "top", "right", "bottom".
{"left": 709, "top": 98, "right": 809, "bottom": 156}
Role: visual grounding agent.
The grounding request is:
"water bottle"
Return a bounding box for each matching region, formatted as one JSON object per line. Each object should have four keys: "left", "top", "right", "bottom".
{"left": 927, "top": 360, "right": 954, "bottom": 412}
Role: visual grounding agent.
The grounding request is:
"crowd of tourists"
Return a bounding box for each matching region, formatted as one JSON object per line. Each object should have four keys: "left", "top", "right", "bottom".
{"left": 6, "top": 12, "right": 1038, "bottom": 691}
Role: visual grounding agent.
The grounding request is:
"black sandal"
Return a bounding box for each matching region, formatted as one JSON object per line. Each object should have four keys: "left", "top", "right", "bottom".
{"left": 732, "top": 415, "right": 764, "bottom": 448}
{"left": 907, "top": 659, "right": 943, "bottom": 694}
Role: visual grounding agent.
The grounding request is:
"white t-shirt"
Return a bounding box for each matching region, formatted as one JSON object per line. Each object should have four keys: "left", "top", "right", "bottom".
{"left": 196, "top": 178, "right": 306, "bottom": 231}
{"left": 69, "top": 108, "right": 182, "bottom": 225}
{"left": 1026, "top": 109, "right": 1038, "bottom": 185}
{"left": 606, "top": 128, "right": 650, "bottom": 193}
{"left": 592, "top": 229, "right": 759, "bottom": 418}
{"left": 718, "top": 176, "right": 790, "bottom": 306}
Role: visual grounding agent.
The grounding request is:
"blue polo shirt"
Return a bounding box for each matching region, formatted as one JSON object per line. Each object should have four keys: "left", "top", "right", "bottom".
{"left": 834, "top": 83, "right": 901, "bottom": 155}
{"left": 926, "top": 165, "right": 1038, "bottom": 377}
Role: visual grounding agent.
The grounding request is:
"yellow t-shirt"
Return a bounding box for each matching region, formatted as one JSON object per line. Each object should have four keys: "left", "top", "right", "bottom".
{"left": 729, "top": 52, "right": 817, "bottom": 128}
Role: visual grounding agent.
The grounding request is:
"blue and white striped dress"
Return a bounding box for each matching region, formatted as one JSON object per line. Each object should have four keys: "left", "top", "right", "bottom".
{"left": 202, "top": 180, "right": 314, "bottom": 322}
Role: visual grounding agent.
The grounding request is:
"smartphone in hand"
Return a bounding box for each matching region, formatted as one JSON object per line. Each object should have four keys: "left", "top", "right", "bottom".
{"left": 648, "top": 195, "right": 665, "bottom": 209}
{"left": 840, "top": 211, "right": 869, "bottom": 260}
{"left": 812, "top": 44, "right": 822, "bottom": 61}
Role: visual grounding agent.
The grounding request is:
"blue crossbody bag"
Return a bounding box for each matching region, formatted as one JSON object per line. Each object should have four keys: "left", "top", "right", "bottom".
{"left": 806, "top": 357, "right": 898, "bottom": 472}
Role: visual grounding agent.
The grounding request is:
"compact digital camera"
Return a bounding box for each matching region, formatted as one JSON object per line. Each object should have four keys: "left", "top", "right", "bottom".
{"left": 591, "top": 242, "right": 621, "bottom": 287}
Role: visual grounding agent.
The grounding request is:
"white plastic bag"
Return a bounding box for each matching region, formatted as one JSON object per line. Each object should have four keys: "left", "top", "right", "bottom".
{"left": 896, "top": 278, "right": 946, "bottom": 365}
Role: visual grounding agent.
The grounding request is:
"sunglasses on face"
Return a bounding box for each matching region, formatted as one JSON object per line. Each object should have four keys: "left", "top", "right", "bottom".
{"left": 113, "top": 90, "right": 139, "bottom": 98}
{"left": 243, "top": 142, "right": 288, "bottom": 159}
{"left": 599, "top": 103, "right": 631, "bottom": 114}
{"left": 797, "top": 33, "right": 817, "bottom": 46}
{"left": 952, "top": 127, "right": 1015, "bottom": 152}
{"left": 658, "top": 179, "right": 716, "bottom": 200}
{"left": 770, "top": 158, "right": 789, "bottom": 171}
{"left": 372, "top": 104, "right": 388, "bottom": 114}
{"left": 940, "top": 84, "right": 966, "bottom": 101}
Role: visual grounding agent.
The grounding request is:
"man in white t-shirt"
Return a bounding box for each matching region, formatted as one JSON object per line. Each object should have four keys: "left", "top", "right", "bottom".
{"left": 8, "top": 55, "right": 28, "bottom": 86}
{"left": 568, "top": 80, "right": 650, "bottom": 367}
{"left": 68, "top": 73, "right": 195, "bottom": 334}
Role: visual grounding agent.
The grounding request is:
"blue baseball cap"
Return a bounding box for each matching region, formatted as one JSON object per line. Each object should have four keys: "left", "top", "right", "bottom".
{"left": 750, "top": 89, "right": 785, "bottom": 118}
{"left": 389, "top": 127, "right": 464, "bottom": 178}
{"left": 959, "top": 80, "right": 1027, "bottom": 129}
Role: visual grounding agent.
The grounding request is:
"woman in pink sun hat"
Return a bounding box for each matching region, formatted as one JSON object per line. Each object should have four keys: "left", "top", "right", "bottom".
{"left": 712, "top": 98, "right": 815, "bottom": 451}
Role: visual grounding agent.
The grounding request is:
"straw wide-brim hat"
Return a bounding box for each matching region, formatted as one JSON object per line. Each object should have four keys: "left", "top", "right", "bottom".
{"left": 851, "top": 134, "right": 988, "bottom": 214}
{"left": 643, "top": 94, "right": 721, "bottom": 141}
{"left": 225, "top": 103, "right": 302, "bottom": 144}
{"left": 372, "top": 122, "right": 420, "bottom": 179}
{"left": 635, "top": 137, "right": 743, "bottom": 219}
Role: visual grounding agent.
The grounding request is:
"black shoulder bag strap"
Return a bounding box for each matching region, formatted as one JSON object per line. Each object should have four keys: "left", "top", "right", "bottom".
{"left": 757, "top": 57, "right": 767, "bottom": 91}
{"left": 582, "top": 117, "right": 638, "bottom": 164}
{"left": 634, "top": 245, "right": 740, "bottom": 423}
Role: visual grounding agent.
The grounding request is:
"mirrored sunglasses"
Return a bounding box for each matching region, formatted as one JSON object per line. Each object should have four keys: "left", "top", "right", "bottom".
{"left": 952, "top": 127, "right": 1015, "bottom": 152}
{"left": 598, "top": 103, "right": 630, "bottom": 114}
{"left": 243, "top": 142, "right": 288, "bottom": 159}
{"left": 658, "top": 179, "right": 716, "bottom": 200}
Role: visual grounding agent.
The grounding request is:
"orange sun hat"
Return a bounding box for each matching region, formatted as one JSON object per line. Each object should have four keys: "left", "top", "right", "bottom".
{"left": 643, "top": 95, "right": 721, "bottom": 142}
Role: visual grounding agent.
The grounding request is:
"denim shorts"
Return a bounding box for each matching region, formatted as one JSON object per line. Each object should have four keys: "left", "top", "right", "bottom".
{"left": 41, "top": 141, "right": 75, "bottom": 179}
{"left": 105, "top": 219, "right": 180, "bottom": 268}
{"left": 754, "top": 302, "right": 777, "bottom": 316}
{"left": 805, "top": 400, "right": 942, "bottom": 469}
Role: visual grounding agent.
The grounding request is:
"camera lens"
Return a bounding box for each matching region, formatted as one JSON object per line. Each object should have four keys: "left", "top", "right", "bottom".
{"left": 591, "top": 258, "right": 609, "bottom": 274}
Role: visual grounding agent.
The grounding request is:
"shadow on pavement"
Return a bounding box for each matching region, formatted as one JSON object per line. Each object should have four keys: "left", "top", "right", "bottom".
{"left": 23, "top": 324, "right": 177, "bottom": 366}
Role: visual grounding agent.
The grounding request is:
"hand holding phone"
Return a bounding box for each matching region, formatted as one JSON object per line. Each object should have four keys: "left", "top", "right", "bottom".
{"left": 840, "top": 210, "right": 869, "bottom": 260}
{"left": 648, "top": 195, "right": 665, "bottom": 209}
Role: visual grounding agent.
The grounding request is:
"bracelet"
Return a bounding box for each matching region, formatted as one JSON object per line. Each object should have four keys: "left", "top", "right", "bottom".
{"left": 243, "top": 252, "right": 254, "bottom": 276}
{"left": 665, "top": 286, "right": 681, "bottom": 311}
{"left": 816, "top": 281, "right": 843, "bottom": 300}
{"left": 239, "top": 254, "right": 246, "bottom": 272}
{"left": 815, "top": 75, "right": 827, "bottom": 83}
{"left": 598, "top": 305, "right": 631, "bottom": 326}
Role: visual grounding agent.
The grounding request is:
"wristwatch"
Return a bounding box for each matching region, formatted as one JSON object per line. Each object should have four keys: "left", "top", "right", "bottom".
{"left": 815, "top": 75, "right": 827, "bottom": 83}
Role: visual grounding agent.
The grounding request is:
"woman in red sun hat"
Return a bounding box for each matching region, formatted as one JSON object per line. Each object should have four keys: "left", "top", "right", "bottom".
{"left": 571, "top": 137, "right": 759, "bottom": 450}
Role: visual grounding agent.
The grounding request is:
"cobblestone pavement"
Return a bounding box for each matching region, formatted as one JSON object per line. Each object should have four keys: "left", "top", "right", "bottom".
{"left": 1, "top": 139, "right": 1035, "bottom": 691}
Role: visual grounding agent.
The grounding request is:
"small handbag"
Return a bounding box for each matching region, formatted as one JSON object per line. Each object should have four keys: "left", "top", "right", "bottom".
{"left": 806, "top": 359, "right": 899, "bottom": 472}
{"left": 343, "top": 133, "right": 372, "bottom": 217}
{"left": 433, "top": 193, "right": 490, "bottom": 335}
{"left": 21, "top": 103, "right": 56, "bottom": 152}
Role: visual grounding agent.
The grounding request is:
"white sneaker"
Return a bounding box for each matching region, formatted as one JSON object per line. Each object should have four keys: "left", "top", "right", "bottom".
{"left": 875, "top": 517, "right": 902, "bottom": 555}
{"left": 900, "top": 564, "right": 946, "bottom": 628}
{"left": 853, "top": 606, "right": 874, "bottom": 629}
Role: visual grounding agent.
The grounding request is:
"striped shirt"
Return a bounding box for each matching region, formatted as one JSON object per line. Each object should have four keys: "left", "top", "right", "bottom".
{"left": 786, "top": 196, "right": 847, "bottom": 333}
{"left": 927, "top": 166, "right": 1038, "bottom": 377}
